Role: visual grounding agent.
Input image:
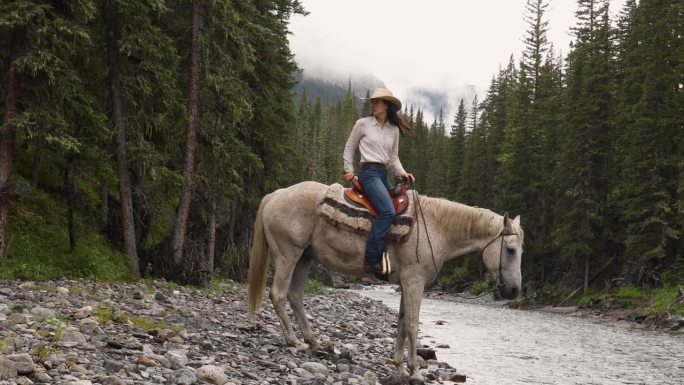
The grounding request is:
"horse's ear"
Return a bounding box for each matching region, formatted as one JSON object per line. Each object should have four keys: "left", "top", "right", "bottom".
{"left": 512, "top": 215, "right": 521, "bottom": 227}
{"left": 503, "top": 212, "right": 513, "bottom": 233}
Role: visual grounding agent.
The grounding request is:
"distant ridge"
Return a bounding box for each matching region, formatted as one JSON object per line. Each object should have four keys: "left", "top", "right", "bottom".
{"left": 292, "top": 70, "right": 386, "bottom": 108}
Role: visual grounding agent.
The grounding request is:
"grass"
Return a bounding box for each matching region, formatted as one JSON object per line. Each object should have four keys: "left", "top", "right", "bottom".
{"left": 0, "top": 183, "right": 132, "bottom": 281}
{"left": 468, "top": 276, "right": 495, "bottom": 295}
{"left": 575, "top": 284, "right": 684, "bottom": 317}
{"left": 305, "top": 279, "right": 326, "bottom": 294}
{"left": 93, "top": 303, "right": 130, "bottom": 324}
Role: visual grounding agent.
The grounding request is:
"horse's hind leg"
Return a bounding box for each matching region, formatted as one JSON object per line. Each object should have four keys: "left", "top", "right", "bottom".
{"left": 287, "top": 247, "right": 321, "bottom": 350}
{"left": 270, "top": 245, "right": 307, "bottom": 350}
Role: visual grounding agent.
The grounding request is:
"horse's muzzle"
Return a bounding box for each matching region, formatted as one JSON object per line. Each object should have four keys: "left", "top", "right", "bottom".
{"left": 498, "top": 283, "right": 520, "bottom": 300}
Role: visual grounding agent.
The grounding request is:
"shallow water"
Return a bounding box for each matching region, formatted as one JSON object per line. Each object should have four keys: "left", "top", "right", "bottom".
{"left": 355, "top": 286, "right": 684, "bottom": 385}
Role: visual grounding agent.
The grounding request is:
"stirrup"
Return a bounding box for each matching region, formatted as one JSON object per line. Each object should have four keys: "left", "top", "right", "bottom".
{"left": 373, "top": 251, "right": 392, "bottom": 281}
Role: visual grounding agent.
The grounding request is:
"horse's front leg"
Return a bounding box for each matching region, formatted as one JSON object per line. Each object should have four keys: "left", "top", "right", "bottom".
{"left": 401, "top": 270, "right": 425, "bottom": 384}
{"left": 394, "top": 285, "right": 409, "bottom": 377}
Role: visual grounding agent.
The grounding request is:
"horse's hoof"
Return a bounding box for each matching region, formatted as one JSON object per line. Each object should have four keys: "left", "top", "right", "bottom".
{"left": 295, "top": 342, "right": 308, "bottom": 351}
{"left": 408, "top": 378, "right": 425, "bottom": 385}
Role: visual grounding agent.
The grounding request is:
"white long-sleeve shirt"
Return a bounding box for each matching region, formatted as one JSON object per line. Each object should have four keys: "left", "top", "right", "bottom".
{"left": 343, "top": 116, "right": 407, "bottom": 177}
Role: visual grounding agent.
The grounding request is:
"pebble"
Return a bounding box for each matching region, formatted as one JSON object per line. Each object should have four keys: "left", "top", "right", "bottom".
{"left": 0, "top": 279, "right": 463, "bottom": 384}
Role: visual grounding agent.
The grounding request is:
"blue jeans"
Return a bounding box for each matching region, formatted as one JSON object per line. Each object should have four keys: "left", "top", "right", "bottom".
{"left": 358, "top": 166, "right": 396, "bottom": 264}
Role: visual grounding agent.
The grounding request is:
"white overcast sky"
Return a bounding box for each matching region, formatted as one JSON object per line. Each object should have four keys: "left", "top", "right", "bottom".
{"left": 288, "top": 0, "right": 627, "bottom": 118}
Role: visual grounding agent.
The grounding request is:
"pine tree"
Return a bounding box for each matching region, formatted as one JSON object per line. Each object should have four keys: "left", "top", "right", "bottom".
{"left": 554, "top": 0, "right": 614, "bottom": 291}
{"left": 614, "top": 0, "right": 682, "bottom": 281}
{"left": 0, "top": 1, "right": 100, "bottom": 258}
{"left": 522, "top": 0, "right": 550, "bottom": 99}
{"left": 447, "top": 99, "right": 467, "bottom": 200}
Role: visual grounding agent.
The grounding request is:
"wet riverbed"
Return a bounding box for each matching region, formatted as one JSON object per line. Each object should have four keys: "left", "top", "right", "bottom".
{"left": 355, "top": 285, "right": 684, "bottom": 385}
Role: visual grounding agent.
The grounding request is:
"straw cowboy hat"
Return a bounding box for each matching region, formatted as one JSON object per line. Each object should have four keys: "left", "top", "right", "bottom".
{"left": 366, "top": 88, "right": 402, "bottom": 110}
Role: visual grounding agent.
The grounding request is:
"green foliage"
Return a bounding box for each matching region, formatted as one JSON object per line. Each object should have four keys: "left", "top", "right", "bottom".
{"left": 615, "top": 285, "right": 644, "bottom": 300}
{"left": 0, "top": 182, "right": 131, "bottom": 281}
{"left": 649, "top": 286, "right": 684, "bottom": 316}
{"left": 469, "top": 275, "right": 495, "bottom": 295}
{"left": 305, "top": 279, "right": 326, "bottom": 294}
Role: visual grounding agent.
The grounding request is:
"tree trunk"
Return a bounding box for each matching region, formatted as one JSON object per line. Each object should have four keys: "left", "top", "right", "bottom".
{"left": 104, "top": 0, "right": 140, "bottom": 278}
{"left": 31, "top": 138, "right": 44, "bottom": 187}
{"left": 100, "top": 181, "right": 108, "bottom": 230}
{"left": 62, "top": 160, "right": 76, "bottom": 251}
{"left": 206, "top": 199, "right": 216, "bottom": 275}
{"left": 0, "top": 28, "right": 25, "bottom": 259}
{"left": 583, "top": 255, "right": 590, "bottom": 295}
{"left": 172, "top": 0, "right": 203, "bottom": 267}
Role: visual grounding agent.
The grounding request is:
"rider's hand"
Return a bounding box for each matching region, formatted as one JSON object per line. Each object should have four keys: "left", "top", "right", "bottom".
{"left": 403, "top": 172, "right": 416, "bottom": 184}
{"left": 344, "top": 171, "right": 355, "bottom": 181}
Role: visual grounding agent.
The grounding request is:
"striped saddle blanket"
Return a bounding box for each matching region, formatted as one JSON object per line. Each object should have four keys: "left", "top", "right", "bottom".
{"left": 318, "top": 183, "right": 415, "bottom": 243}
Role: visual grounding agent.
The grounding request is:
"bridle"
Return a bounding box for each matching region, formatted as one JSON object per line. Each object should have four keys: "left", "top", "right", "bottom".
{"left": 482, "top": 225, "right": 519, "bottom": 290}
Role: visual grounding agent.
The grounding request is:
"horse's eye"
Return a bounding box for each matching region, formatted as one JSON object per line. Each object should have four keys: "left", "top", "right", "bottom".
{"left": 507, "top": 247, "right": 516, "bottom": 255}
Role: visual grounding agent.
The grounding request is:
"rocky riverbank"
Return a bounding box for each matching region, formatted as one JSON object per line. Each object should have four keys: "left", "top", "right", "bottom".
{"left": 0, "top": 280, "right": 463, "bottom": 385}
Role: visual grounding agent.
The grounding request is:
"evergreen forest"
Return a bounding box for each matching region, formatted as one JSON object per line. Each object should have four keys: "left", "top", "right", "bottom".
{"left": 0, "top": 0, "right": 682, "bottom": 307}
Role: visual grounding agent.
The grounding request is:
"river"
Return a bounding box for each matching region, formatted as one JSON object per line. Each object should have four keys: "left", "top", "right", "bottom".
{"left": 355, "top": 285, "right": 684, "bottom": 385}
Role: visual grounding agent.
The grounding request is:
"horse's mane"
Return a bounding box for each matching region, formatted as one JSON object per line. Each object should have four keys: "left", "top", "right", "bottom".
{"left": 417, "top": 195, "right": 523, "bottom": 242}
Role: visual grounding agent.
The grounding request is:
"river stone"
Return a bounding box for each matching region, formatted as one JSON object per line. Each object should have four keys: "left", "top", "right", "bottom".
{"left": 30, "top": 307, "right": 56, "bottom": 321}
{"left": 8, "top": 313, "right": 30, "bottom": 325}
{"left": 31, "top": 372, "right": 52, "bottom": 383}
{"left": 59, "top": 330, "right": 87, "bottom": 347}
{"left": 103, "top": 360, "right": 125, "bottom": 373}
{"left": 196, "top": 365, "right": 228, "bottom": 385}
{"left": 68, "top": 380, "right": 92, "bottom": 385}
{"left": 56, "top": 287, "right": 69, "bottom": 295}
{"left": 78, "top": 318, "right": 100, "bottom": 334}
{"left": 16, "top": 376, "right": 33, "bottom": 385}
{"left": 7, "top": 353, "right": 35, "bottom": 375}
{"left": 99, "top": 375, "right": 126, "bottom": 385}
{"left": 165, "top": 350, "right": 189, "bottom": 370}
{"left": 74, "top": 306, "right": 92, "bottom": 319}
{"left": 0, "top": 357, "right": 18, "bottom": 380}
{"left": 168, "top": 368, "right": 197, "bottom": 385}
{"left": 301, "top": 361, "right": 329, "bottom": 375}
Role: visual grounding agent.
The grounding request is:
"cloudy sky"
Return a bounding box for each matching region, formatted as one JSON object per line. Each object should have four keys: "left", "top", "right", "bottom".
{"left": 288, "top": 0, "right": 627, "bottom": 119}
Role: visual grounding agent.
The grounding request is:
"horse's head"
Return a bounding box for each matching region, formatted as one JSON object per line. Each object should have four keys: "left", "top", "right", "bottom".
{"left": 482, "top": 213, "right": 523, "bottom": 299}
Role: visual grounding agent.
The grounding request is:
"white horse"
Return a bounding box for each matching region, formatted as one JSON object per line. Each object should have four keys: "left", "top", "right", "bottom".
{"left": 248, "top": 181, "right": 523, "bottom": 384}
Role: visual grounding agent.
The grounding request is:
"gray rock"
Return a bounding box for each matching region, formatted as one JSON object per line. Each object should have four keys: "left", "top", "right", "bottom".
{"left": 99, "top": 375, "right": 126, "bottom": 385}
{"left": 6, "top": 354, "right": 35, "bottom": 375}
{"left": 7, "top": 313, "right": 30, "bottom": 325}
{"left": 196, "top": 365, "right": 228, "bottom": 385}
{"left": 165, "top": 350, "right": 189, "bottom": 370}
{"left": 16, "top": 376, "right": 34, "bottom": 385}
{"left": 67, "top": 381, "right": 92, "bottom": 385}
{"left": 103, "top": 360, "right": 125, "bottom": 373}
{"left": 30, "top": 307, "right": 56, "bottom": 321}
{"left": 59, "top": 330, "right": 87, "bottom": 347}
{"left": 0, "top": 358, "right": 18, "bottom": 380}
{"left": 301, "top": 362, "right": 328, "bottom": 375}
{"left": 78, "top": 318, "right": 101, "bottom": 334}
{"left": 56, "top": 287, "right": 70, "bottom": 295}
{"left": 74, "top": 306, "right": 92, "bottom": 319}
{"left": 168, "top": 368, "right": 197, "bottom": 385}
{"left": 30, "top": 372, "right": 52, "bottom": 383}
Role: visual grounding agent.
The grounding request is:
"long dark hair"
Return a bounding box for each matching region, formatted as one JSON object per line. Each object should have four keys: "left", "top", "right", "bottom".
{"left": 371, "top": 100, "right": 414, "bottom": 136}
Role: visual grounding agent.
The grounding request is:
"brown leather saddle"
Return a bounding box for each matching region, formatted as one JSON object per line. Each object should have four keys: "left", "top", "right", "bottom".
{"left": 343, "top": 177, "right": 409, "bottom": 218}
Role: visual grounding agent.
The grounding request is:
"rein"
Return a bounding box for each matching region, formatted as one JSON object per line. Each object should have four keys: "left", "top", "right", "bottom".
{"left": 412, "top": 188, "right": 438, "bottom": 275}
{"left": 482, "top": 226, "right": 518, "bottom": 290}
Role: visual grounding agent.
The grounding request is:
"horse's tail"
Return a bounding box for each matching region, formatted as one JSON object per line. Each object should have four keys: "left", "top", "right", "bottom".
{"left": 248, "top": 192, "right": 272, "bottom": 315}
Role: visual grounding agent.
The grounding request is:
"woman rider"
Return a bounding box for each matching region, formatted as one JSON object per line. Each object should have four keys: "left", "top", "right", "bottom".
{"left": 343, "top": 88, "right": 415, "bottom": 275}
